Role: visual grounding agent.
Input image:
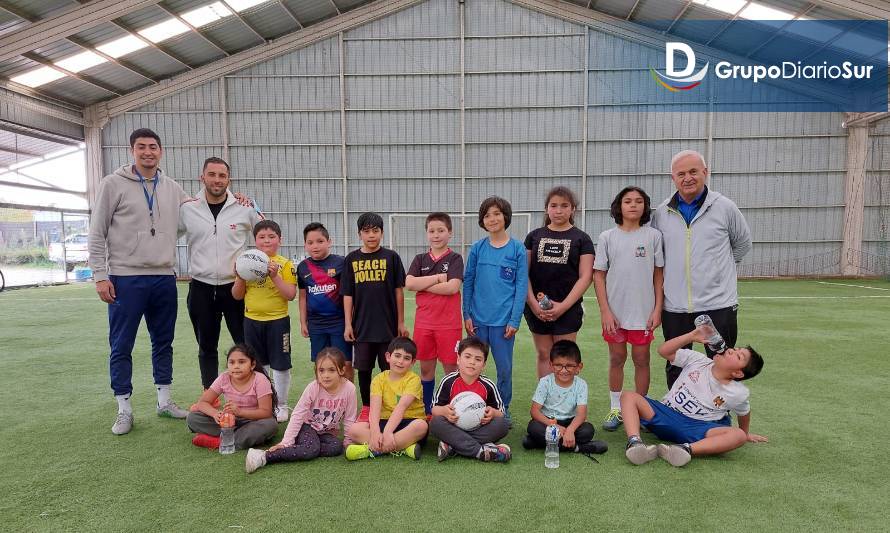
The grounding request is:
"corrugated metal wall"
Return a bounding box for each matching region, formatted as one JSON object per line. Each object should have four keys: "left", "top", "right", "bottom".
{"left": 100, "top": 0, "right": 856, "bottom": 276}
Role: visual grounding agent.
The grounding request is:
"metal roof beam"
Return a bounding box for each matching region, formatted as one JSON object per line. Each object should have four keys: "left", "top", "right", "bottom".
{"left": 0, "top": 178, "right": 86, "bottom": 197}
{"left": 108, "top": 20, "right": 195, "bottom": 71}
{"left": 22, "top": 52, "right": 123, "bottom": 96}
{"left": 508, "top": 0, "right": 851, "bottom": 108}
{"left": 0, "top": 145, "right": 42, "bottom": 157}
{"left": 276, "top": 1, "right": 304, "bottom": 29}
{"left": 156, "top": 3, "right": 232, "bottom": 55}
{"left": 803, "top": 0, "right": 890, "bottom": 19}
{"left": 0, "top": 0, "right": 161, "bottom": 63}
{"left": 704, "top": 0, "right": 752, "bottom": 46}
{"left": 65, "top": 36, "right": 158, "bottom": 85}
{"left": 745, "top": 3, "right": 816, "bottom": 58}
{"left": 0, "top": 122, "right": 81, "bottom": 145}
{"left": 664, "top": 0, "right": 694, "bottom": 35}
{"left": 89, "top": 0, "right": 424, "bottom": 122}
{"left": 0, "top": 1, "right": 157, "bottom": 86}
{"left": 218, "top": 1, "right": 268, "bottom": 43}
{"left": 625, "top": 0, "right": 641, "bottom": 21}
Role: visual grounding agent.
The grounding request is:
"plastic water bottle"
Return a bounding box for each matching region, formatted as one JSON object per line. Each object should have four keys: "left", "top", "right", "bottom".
{"left": 219, "top": 427, "right": 235, "bottom": 455}
{"left": 694, "top": 314, "right": 726, "bottom": 354}
{"left": 545, "top": 425, "right": 559, "bottom": 469}
{"left": 537, "top": 292, "right": 554, "bottom": 310}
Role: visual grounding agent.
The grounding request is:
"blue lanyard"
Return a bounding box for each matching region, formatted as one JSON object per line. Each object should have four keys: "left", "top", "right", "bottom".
{"left": 133, "top": 166, "right": 159, "bottom": 233}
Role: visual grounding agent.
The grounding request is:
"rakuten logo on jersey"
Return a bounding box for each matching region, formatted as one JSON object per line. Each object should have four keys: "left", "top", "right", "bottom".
{"left": 308, "top": 284, "right": 337, "bottom": 295}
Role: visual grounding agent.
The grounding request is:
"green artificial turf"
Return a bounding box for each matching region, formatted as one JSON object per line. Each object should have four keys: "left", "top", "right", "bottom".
{"left": 1, "top": 279, "right": 888, "bottom": 531}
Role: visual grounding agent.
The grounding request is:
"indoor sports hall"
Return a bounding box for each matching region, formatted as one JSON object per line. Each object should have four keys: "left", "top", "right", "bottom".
{"left": 0, "top": 0, "right": 887, "bottom": 530}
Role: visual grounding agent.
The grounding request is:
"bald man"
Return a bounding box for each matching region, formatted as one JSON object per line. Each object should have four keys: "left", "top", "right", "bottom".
{"left": 650, "top": 150, "right": 752, "bottom": 389}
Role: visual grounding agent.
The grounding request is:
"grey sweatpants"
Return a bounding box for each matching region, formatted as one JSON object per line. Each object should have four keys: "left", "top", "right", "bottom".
{"left": 186, "top": 412, "right": 277, "bottom": 450}
{"left": 429, "top": 415, "right": 510, "bottom": 458}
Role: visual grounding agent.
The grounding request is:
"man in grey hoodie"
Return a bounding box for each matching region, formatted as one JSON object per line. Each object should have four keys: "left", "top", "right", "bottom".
{"left": 89, "top": 128, "right": 190, "bottom": 435}
{"left": 650, "top": 150, "right": 752, "bottom": 389}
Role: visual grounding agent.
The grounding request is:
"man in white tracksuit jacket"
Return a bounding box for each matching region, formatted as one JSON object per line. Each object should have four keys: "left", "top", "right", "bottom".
{"left": 179, "top": 157, "right": 262, "bottom": 390}
{"left": 650, "top": 150, "right": 752, "bottom": 389}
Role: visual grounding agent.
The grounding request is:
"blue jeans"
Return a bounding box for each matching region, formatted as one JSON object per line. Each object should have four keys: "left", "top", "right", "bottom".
{"left": 108, "top": 275, "right": 177, "bottom": 396}
{"left": 308, "top": 330, "right": 352, "bottom": 362}
{"left": 474, "top": 324, "right": 515, "bottom": 411}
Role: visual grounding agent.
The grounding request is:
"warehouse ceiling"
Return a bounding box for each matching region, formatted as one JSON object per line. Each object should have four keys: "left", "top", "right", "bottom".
{"left": 0, "top": 0, "right": 885, "bottom": 109}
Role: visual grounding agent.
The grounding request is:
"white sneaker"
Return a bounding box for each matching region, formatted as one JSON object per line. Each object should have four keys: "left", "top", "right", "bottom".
{"left": 275, "top": 406, "right": 289, "bottom": 423}
{"left": 657, "top": 443, "right": 692, "bottom": 467}
{"left": 245, "top": 448, "right": 267, "bottom": 474}
{"left": 112, "top": 412, "right": 134, "bottom": 435}
{"left": 625, "top": 441, "right": 657, "bottom": 465}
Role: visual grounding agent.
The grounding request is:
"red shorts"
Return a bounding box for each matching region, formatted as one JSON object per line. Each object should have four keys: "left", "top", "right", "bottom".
{"left": 602, "top": 328, "right": 654, "bottom": 346}
{"left": 413, "top": 327, "right": 461, "bottom": 365}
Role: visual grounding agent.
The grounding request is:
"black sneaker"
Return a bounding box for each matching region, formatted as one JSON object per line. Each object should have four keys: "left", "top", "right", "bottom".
{"left": 521, "top": 435, "right": 538, "bottom": 450}
{"left": 576, "top": 440, "right": 608, "bottom": 454}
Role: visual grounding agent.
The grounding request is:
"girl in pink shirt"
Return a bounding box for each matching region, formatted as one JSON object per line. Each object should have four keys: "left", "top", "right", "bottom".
{"left": 187, "top": 344, "right": 278, "bottom": 450}
{"left": 245, "top": 347, "right": 357, "bottom": 472}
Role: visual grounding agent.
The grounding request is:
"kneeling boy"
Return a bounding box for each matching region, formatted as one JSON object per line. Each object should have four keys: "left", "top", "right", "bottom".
{"left": 622, "top": 326, "right": 767, "bottom": 467}
{"left": 429, "top": 337, "right": 511, "bottom": 463}
{"left": 524, "top": 340, "right": 606, "bottom": 455}
{"left": 346, "top": 337, "right": 427, "bottom": 460}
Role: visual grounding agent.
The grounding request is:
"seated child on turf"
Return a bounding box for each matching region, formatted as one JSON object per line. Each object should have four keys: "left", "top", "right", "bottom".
{"left": 232, "top": 220, "right": 297, "bottom": 422}
{"left": 523, "top": 340, "right": 606, "bottom": 455}
{"left": 622, "top": 326, "right": 767, "bottom": 468}
{"left": 429, "top": 336, "right": 511, "bottom": 463}
{"left": 187, "top": 344, "right": 278, "bottom": 450}
{"left": 245, "top": 347, "right": 357, "bottom": 473}
{"left": 345, "top": 337, "right": 428, "bottom": 460}
{"left": 297, "top": 222, "right": 353, "bottom": 381}
{"left": 405, "top": 212, "right": 464, "bottom": 415}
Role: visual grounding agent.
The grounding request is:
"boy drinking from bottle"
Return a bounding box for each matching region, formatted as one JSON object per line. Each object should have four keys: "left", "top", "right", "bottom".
{"left": 621, "top": 326, "right": 767, "bottom": 467}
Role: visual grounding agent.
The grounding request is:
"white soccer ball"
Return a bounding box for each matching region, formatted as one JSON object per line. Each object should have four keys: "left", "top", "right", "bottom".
{"left": 236, "top": 249, "right": 269, "bottom": 282}
{"left": 451, "top": 391, "right": 486, "bottom": 431}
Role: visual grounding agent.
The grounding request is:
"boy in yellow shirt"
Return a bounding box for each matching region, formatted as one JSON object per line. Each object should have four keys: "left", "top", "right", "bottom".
{"left": 233, "top": 220, "right": 297, "bottom": 422}
{"left": 346, "top": 337, "right": 428, "bottom": 460}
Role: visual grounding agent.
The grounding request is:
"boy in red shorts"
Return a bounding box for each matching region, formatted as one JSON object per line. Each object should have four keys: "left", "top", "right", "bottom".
{"left": 405, "top": 212, "right": 464, "bottom": 415}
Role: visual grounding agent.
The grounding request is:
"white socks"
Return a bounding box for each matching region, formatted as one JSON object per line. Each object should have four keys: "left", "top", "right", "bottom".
{"left": 272, "top": 369, "right": 291, "bottom": 408}
{"left": 116, "top": 394, "right": 132, "bottom": 414}
{"left": 156, "top": 384, "right": 171, "bottom": 407}
{"left": 609, "top": 390, "right": 621, "bottom": 410}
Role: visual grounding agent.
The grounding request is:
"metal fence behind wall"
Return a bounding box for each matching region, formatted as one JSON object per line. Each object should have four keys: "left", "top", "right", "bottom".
{"left": 97, "top": 0, "right": 884, "bottom": 277}
{"left": 0, "top": 207, "right": 90, "bottom": 288}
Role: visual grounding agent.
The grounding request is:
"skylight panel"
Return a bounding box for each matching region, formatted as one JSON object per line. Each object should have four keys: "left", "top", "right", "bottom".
{"left": 96, "top": 35, "right": 150, "bottom": 58}
{"left": 224, "top": 0, "right": 271, "bottom": 12}
{"left": 182, "top": 2, "right": 233, "bottom": 27}
{"left": 692, "top": 0, "right": 747, "bottom": 15}
{"left": 138, "top": 18, "right": 190, "bottom": 43}
{"left": 740, "top": 2, "right": 795, "bottom": 21}
{"left": 11, "top": 66, "right": 66, "bottom": 87}
{"left": 55, "top": 51, "right": 107, "bottom": 73}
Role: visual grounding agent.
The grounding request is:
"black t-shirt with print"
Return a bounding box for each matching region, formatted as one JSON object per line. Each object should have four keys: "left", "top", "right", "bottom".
{"left": 524, "top": 226, "right": 595, "bottom": 303}
{"left": 340, "top": 247, "right": 406, "bottom": 342}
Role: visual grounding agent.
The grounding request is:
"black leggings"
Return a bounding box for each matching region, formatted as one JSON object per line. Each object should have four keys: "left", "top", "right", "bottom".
{"left": 265, "top": 423, "right": 343, "bottom": 463}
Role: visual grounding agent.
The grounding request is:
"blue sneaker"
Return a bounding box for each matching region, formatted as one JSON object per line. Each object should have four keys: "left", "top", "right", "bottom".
{"left": 602, "top": 409, "right": 623, "bottom": 431}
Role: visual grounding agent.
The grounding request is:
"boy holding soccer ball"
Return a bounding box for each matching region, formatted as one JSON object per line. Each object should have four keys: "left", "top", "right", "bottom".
{"left": 232, "top": 220, "right": 297, "bottom": 422}
{"left": 523, "top": 340, "right": 606, "bottom": 455}
{"left": 429, "top": 337, "right": 511, "bottom": 463}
